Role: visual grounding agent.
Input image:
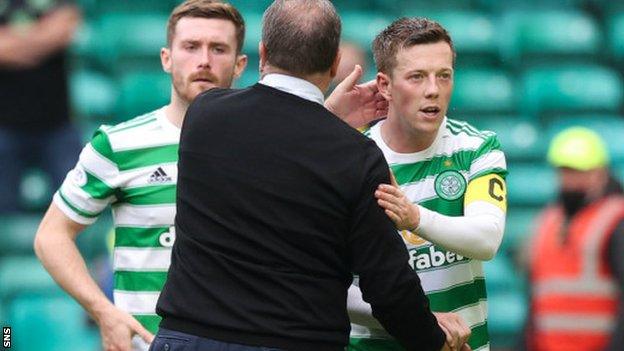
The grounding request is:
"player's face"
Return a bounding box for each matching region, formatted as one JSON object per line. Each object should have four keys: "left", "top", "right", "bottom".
{"left": 161, "top": 17, "right": 247, "bottom": 103}
{"left": 380, "top": 42, "right": 453, "bottom": 136}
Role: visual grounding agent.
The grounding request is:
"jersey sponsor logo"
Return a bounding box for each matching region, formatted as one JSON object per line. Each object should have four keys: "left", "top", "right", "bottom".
{"left": 149, "top": 167, "right": 172, "bottom": 184}
{"left": 72, "top": 166, "right": 87, "bottom": 187}
{"left": 408, "top": 245, "right": 466, "bottom": 270}
{"left": 159, "top": 226, "right": 176, "bottom": 247}
{"left": 400, "top": 230, "right": 427, "bottom": 246}
{"left": 434, "top": 170, "right": 466, "bottom": 201}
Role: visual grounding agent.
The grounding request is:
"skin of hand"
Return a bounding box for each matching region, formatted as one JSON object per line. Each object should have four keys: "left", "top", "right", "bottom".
{"left": 34, "top": 204, "right": 153, "bottom": 351}
{"left": 375, "top": 171, "right": 420, "bottom": 230}
{"left": 324, "top": 64, "right": 389, "bottom": 128}
{"left": 94, "top": 302, "right": 154, "bottom": 351}
{"left": 433, "top": 312, "right": 472, "bottom": 351}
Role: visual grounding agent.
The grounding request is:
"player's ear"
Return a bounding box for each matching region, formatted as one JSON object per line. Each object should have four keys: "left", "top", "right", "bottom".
{"left": 161, "top": 47, "right": 172, "bottom": 74}
{"left": 377, "top": 72, "right": 392, "bottom": 101}
{"left": 234, "top": 54, "right": 248, "bottom": 79}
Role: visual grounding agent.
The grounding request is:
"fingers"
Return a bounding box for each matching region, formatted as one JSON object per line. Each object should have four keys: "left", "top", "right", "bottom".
{"left": 131, "top": 320, "right": 155, "bottom": 344}
{"left": 438, "top": 322, "right": 454, "bottom": 349}
{"left": 460, "top": 344, "right": 472, "bottom": 351}
{"left": 336, "top": 64, "right": 363, "bottom": 91}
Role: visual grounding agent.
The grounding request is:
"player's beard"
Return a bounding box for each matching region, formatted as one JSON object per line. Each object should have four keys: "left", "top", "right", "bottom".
{"left": 172, "top": 70, "right": 233, "bottom": 104}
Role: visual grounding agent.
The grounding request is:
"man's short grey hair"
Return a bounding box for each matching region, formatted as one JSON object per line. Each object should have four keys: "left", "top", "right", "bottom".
{"left": 262, "top": 0, "right": 341, "bottom": 75}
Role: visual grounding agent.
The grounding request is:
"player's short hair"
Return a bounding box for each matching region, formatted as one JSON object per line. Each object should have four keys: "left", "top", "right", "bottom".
{"left": 373, "top": 17, "right": 455, "bottom": 75}
{"left": 262, "top": 0, "right": 341, "bottom": 75}
{"left": 167, "top": 0, "right": 245, "bottom": 53}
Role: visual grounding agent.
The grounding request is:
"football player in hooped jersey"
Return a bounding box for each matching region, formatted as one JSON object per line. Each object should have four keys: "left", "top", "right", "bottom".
{"left": 32, "top": 1, "right": 386, "bottom": 351}
{"left": 347, "top": 18, "right": 508, "bottom": 351}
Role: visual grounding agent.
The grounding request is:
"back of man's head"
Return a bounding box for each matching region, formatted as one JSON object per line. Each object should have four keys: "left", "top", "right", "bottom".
{"left": 262, "top": 0, "right": 341, "bottom": 76}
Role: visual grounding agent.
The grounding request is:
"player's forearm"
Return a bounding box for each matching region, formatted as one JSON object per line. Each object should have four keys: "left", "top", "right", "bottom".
{"left": 417, "top": 202, "right": 505, "bottom": 260}
{"left": 34, "top": 210, "right": 113, "bottom": 320}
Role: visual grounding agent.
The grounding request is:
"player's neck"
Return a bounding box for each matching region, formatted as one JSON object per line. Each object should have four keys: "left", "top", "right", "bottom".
{"left": 164, "top": 94, "right": 189, "bottom": 128}
{"left": 381, "top": 115, "right": 437, "bottom": 153}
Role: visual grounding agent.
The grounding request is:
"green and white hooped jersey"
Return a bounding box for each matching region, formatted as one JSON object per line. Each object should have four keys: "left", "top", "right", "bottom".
{"left": 54, "top": 107, "right": 179, "bottom": 335}
{"left": 351, "top": 117, "right": 507, "bottom": 351}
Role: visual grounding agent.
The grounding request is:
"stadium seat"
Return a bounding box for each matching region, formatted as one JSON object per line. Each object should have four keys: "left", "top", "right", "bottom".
{"left": 607, "top": 12, "right": 624, "bottom": 64}
{"left": 19, "top": 168, "right": 52, "bottom": 212}
{"left": 70, "top": 69, "right": 118, "bottom": 121}
{"left": 242, "top": 13, "right": 263, "bottom": 56}
{"left": 462, "top": 116, "right": 544, "bottom": 161}
{"left": 7, "top": 295, "right": 100, "bottom": 351}
{"left": 487, "top": 291, "right": 528, "bottom": 346}
{"left": 94, "top": 0, "right": 175, "bottom": 14}
{"left": 545, "top": 115, "right": 624, "bottom": 164}
{"left": 451, "top": 69, "right": 515, "bottom": 114}
{"left": 502, "top": 207, "right": 541, "bottom": 252}
{"left": 227, "top": 0, "right": 273, "bottom": 14}
{"left": 393, "top": 0, "right": 474, "bottom": 13}
{"left": 520, "top": 65, "right": 623, "bottom": 117}
{"left": 96, "top": 13, "right": 169, "bottom": 70}
{"left": 500, "top": 11, "right": 601, "bottom": 65}
{"left": 506, "top": 163, "right": 557, "bottom": 206}
{"left": 116, "top": 71, "right": 171, "bottom": 121}
{"left": 0, "top": 214, "right": 44, "bottom": 257}
{"left": 412, "top": 11, "right": 500, "bottom": 66}
{"left": 0, "top": 256, "right": 62, "bottom": 301}
{"left": 341, "top": 12, "right": 392, "bottom": 50}
{"left": 484, "top": 254, "right": 524, "bottom": 293}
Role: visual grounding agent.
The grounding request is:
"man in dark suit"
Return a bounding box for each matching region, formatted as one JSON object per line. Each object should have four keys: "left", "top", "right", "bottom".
{"left": 152, "top": 1, "right": 465, "bottom": 350}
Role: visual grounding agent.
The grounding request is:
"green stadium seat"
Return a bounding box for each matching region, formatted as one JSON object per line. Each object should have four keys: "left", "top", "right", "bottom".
{"left": 501, "top": 11, "right": 601, "bottom": 65}
{"left": 94, "top": 0, "right": 175, "bottom": 14}
{"left": 96, "top": 13, "right": 168, "bottom": 70}
{"left": 0, "top": 256, "right": 62, "bottom": 300}
{"left": 0, "top": 214, "right": 44, "bottom": 257}
{"left": 341, "top": 12, "right": 392, "bottom": 51}
{"left": 506, "top": 163, "right": 556, "bottom": 206}
{"left": 242, "top": 13, "right": 263, "bottom": 55}
{"left": 412, "top": 12, "right": 500, "bottom": 65}
{"left": 116, "top": 71, "right": 171, "bottom": 121}
{"left": 521, "top": 65, "right": 623, "bottom": 117}
{"left": 7, "top": 295, "right": 100, "bottom": 351}
{"left": 545, "top": 115, "right": 624, "bottom": 164}
{"left": 487, "top": 291, "right": 528, "bottom": 346}
{"left": 484, "top": 254, "right": 523, "bottom": 293}
{"left": 19, "top": 168, "right": 52, "bottom": 212}
{"left": 502, "top": 207, "right": 541, "bottom": 252}
{"left": 394, "top": 0, "right": 474, "bottom": 13}
{"left": 463, "top": 116, "right": 544, "bottom": 161}
{"left": 451, "top": 69, "right": 515, "bottom": 114}
{"left": 607, "top": 13, "right": 624, "bottom": 64}
{"left": 70, "top": 69, "right": 118, "bottom": 121}
{"left": 227, "top": 0, "right": 273, "bottom": 14}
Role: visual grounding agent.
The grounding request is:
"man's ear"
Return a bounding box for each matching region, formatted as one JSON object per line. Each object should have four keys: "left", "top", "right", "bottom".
{"left": 377, "top": 72, "right": 392, "bottom": 101}
{"left": 161, "top": 47, "right": 172, "bottom": 73}
{"left": 234, "top": 54, "right": 248, "bottom": 79}
{"left": 329, "top": 49, "right": 342, "bottom": 79}
{"left": 259, "top": 41, "right": 267, "bottom": 73}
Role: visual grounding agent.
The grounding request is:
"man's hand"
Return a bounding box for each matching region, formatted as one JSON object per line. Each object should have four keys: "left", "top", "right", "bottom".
{"left": 434, "top": 312, "right": 472, "bottom": 351}
{"left": 94, "top": 303, "right": 154, "bottom": 351}
{"left": 325, "top": 65, "right": 388, "bottom": 128}
{"left": 375, "top": 172, "right": 420, "bottom": 230}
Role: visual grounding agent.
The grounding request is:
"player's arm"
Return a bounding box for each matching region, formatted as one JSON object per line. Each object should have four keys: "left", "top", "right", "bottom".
{"left": 324, "top": 65, "right": 388, "bottom": 128}
{"left": 376, "top": 173, "right": 506, "bottom": 260}
{"left": 34, "top": 205, "right": 153, "bottom": 351}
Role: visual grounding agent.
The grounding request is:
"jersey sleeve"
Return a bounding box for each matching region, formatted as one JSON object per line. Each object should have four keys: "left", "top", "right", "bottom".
{"left": 469, "top": 133, "right": 507, "bottom": 181}
{"left": 53, "top": 128, "right": 119, "bottom": 225}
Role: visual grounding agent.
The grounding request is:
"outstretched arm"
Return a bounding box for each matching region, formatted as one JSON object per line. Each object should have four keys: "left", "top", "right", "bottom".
{"left": 34, "top": 204, "right": 153, "bottom": 351}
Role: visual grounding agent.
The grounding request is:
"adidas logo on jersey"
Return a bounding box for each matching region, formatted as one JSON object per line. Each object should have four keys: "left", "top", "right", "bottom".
{"left": 149, "top": 167, "right": 172, "bottom": 183}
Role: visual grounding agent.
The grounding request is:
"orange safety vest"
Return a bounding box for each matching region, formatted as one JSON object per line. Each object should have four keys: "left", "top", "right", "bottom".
{"left": 529, "top": 196, "right": 624, "bottom": 351}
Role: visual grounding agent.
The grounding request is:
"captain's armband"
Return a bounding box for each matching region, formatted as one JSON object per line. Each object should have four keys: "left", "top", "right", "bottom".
{"left": 464, "top": 173, "right": 507, "bottom": 212}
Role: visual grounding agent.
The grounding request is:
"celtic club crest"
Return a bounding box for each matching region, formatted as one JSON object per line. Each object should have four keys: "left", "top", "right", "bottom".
{"left": 434, "top": 170, "right": 467, "bottom": 201}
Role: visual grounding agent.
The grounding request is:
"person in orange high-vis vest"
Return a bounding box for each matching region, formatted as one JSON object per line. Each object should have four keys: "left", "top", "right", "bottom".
{"left": 525, "top": 127, "right": 624, "bottom": 351}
